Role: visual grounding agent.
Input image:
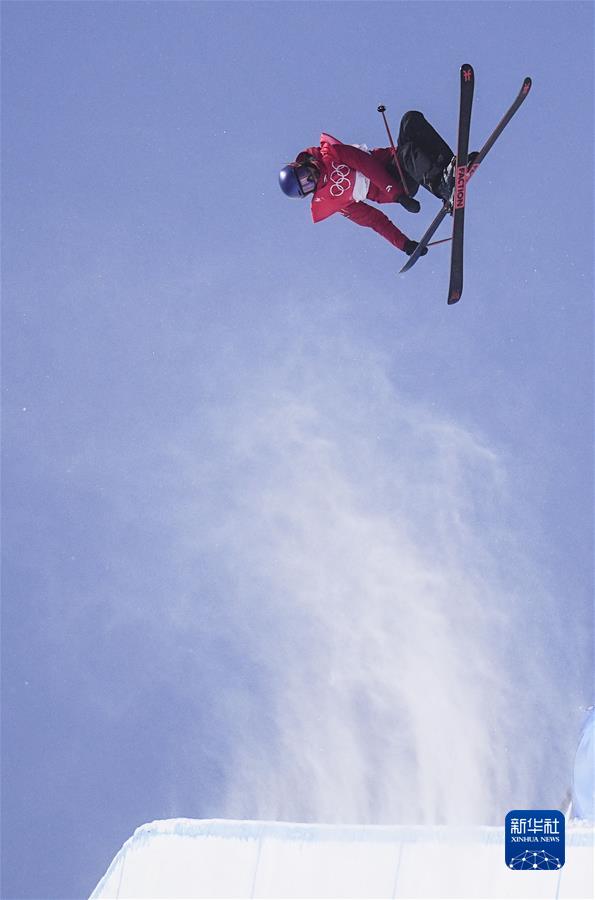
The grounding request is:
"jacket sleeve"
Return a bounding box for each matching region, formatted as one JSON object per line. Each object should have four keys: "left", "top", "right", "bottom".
{"left": 295, "top": 147, "right": 324, "bottom": 167}
{"left": 340, "top": 201, "right": 408, "bottom": 251}
{"left": 325, "top": 142, "right": 402, "bottom": 199}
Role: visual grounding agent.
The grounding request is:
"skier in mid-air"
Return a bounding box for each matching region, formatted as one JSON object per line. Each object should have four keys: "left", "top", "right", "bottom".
{"left": 279, "top": 111, "right": 461, "bottom": 257}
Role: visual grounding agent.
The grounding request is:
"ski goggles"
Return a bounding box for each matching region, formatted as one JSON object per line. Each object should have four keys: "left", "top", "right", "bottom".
{"left": 295, "top": 163, "right": 319, "bottom": 196}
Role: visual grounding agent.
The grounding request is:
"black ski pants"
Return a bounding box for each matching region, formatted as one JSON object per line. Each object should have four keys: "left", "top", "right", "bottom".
{"left": 396, "top": 111, "right": 454, "bottom": 196}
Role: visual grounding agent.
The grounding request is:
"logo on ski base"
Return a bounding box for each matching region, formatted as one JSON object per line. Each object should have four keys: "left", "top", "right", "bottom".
{"left": 505, "top": 810, "right": 565, "bottom": 870}
{"left": 454, "top": 165, "right": 467, "bottom": 209}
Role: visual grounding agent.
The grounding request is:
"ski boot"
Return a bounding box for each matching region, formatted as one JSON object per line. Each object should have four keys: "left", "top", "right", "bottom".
{"left": 431, "top": 156, "right": 457, "bottom": 204}
{"left": 467, "top": 150, "right": 480, "bottom": 172}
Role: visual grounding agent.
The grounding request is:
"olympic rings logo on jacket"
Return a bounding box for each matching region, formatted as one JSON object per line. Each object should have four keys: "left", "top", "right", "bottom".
{"left": 329, "top": 162, "right": 352, "bottom": 197}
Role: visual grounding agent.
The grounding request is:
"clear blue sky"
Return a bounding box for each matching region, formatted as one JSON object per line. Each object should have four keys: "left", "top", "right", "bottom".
{"left": 2, "top": 3, "right": 593, "bottom": 898}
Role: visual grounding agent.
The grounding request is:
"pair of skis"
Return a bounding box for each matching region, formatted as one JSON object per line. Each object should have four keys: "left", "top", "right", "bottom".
{"left": 400, "top": 66, "right": 532, "bottom": 305}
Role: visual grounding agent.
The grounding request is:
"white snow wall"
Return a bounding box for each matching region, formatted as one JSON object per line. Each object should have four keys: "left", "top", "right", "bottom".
{"left": 90, "top": 818, "right": 593, "bottom": 899}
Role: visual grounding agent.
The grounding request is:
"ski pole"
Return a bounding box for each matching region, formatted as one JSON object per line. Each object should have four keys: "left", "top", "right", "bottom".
{"left": 377, "top": 104, "right": 410, "bottom": 196}
{"left": 427, "top": 237, "right": 452, "bottom": 247}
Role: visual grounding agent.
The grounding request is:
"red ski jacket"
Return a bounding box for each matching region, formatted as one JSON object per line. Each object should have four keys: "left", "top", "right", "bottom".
{"left": 295, "top": 133, "right": 409, "bottom": 251}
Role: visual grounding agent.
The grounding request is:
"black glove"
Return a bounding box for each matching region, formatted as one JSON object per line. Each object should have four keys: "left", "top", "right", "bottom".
{"left": 403, "top": 239, "right": 428, "bottom": 257}
{"left": 397, "top": 195, "right": 421, "bottom": 214}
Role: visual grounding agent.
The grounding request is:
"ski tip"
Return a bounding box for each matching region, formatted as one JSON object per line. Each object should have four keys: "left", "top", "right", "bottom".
{"left": 448, "top": 292, "right": 461, "bottom": 305}
{"left": 461, "top": 63, "right": 474, "bottom": 78}
{"left": 522, "top": 77, "right": 532, "bottom": 94}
